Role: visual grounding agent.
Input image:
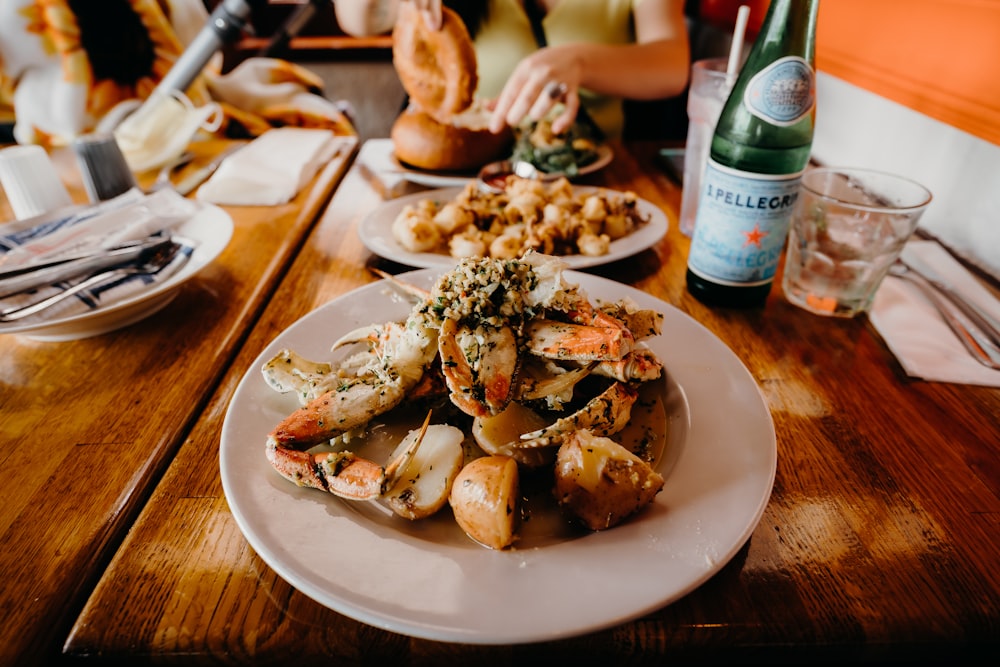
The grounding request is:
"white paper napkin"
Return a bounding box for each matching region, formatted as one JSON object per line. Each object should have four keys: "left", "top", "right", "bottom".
{"left": 355, "top": 138, "right": 416, "bottom": 199}
{"left": 196, "top": 128, "right": 347, "bottom": 206}
{"left": 869, "top": 239, "right": 1000, "bottom": 387}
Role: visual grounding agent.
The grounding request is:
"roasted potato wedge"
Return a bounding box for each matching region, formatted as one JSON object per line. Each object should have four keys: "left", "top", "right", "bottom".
{"left": 449, "top": 455, "right": 519, "bottom": 549}
{"left": 384, "top": 423, "right": 465, "bottom": 520}
{"left": 553, "top": 429, "right": 664, "bottom": 530}
{"left": 472, "top": 401, "right": 554, "bottom": 468}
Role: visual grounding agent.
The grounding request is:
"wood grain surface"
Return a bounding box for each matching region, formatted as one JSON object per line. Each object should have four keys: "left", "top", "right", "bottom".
{"left": 55, "top": 141, "right": 1000, "bottom": 665}
{"left": 0, "top": 138, "right": 356, "bottom": 667}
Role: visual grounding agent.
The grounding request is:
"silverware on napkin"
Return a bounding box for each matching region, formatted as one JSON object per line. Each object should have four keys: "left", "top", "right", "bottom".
{"left": 888, "top": 258, "right": 1000, "bottom": 370}
{"left": 0, "top": 233, "right": 174, "bottom": 298}
{"left": 895, "top": 257, "right": 1000, "bottom": 346}
{"left": 0, "top": 240, "right": 184, "bottom": 322}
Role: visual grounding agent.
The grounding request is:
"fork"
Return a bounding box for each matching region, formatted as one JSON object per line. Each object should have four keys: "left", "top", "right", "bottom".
{"left": 146, "top": 152, "right": 195, "bottom": 194}
{"left": 888, "top": 260, "right": 1000, "bottom": 370}
{"left": 0, "top": 242, "right": 183, "bottom": 322}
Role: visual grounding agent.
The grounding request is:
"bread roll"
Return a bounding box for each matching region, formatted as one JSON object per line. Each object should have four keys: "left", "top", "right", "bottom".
{"left": 391, "top": 105, "right": 512, "bottom": 172}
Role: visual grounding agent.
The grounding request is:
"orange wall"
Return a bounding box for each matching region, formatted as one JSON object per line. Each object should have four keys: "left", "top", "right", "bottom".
{"left": 816, "top": 0, "right": 1000, "bottom": 146}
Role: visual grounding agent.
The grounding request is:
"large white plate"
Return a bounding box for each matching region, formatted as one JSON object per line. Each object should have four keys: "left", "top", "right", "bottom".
{"left": 0, "top": 205, "right": 233, "bottom": 341}
{"left": 220, "top": 269, "right": 776, "bottom": 645}
{"left": 358, "top": 185, "right": 668, "bottom": 269}
{"left": 391, "top": 144, "right": 614, "bottom": 188}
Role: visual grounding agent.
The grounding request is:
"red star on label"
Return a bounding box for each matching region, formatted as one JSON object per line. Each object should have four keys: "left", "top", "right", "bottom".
{"left": 743, "top": 223, "right": 768, "bottom": 249}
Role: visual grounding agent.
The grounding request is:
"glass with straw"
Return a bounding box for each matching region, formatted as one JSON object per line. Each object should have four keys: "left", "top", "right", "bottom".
{"left": 678, "top": 4, "right": 751, "bottom": 237}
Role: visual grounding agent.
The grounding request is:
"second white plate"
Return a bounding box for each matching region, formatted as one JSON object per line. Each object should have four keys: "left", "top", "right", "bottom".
{"left": 358, "top": 185, "right": 668, "bottom": 269}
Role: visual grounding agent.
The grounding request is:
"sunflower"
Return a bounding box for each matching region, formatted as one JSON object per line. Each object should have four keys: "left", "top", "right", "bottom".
{"left": 6, "top": 0, "right": 209, "bottom": 145}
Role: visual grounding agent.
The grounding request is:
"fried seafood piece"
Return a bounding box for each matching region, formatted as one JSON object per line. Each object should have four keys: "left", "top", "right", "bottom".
{"left": 390, "top": 177, "right": 649, "bottom": 260}
{"left": 393, "top": 202, "right": 441, "bottom": 253}
{"left": 553, "top": 429, "right": 664, "bottom": 531}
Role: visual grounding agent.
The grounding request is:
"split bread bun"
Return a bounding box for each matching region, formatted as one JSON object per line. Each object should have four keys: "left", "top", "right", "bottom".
{"left": 390, "top": 4, "right": 512, "bottom": 171}
{"left": 392, "top": 2, "right": 477, "bottom": 121}
{"left": 391, "top": 104, "right": 512, "bottom": 172}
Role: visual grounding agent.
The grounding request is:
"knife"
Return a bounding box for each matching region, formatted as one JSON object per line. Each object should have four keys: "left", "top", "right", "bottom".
{"left": 173, "top": 144, "right": 245, "bottom": 196}
{"left": 0, "top": 233, "right": 174, "bottom": 298}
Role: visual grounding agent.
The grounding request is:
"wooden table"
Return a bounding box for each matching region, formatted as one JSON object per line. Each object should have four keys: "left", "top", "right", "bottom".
{"left": 0, "top": 137, "right": 356, "bottom": 667}
{"left": 61, "top": 141, "right": 999, "bottom": 665}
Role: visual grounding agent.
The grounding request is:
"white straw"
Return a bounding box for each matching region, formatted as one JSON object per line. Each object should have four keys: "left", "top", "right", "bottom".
{"left": 726, "top": 5, "right": 752, "bottom": 85}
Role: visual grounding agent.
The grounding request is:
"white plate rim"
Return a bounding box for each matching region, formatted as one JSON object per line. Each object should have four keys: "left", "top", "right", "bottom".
{"left": 390, "top": 144, "right": 614, "bottom": 188}
{"left": 358, "top": 184, "right": 668, "bottom": 269}
{"left": 219, "top": 268, "right": 776, "bottom": 644}
{"left": 0, "top": 204, "right": 233, "bottom": 339}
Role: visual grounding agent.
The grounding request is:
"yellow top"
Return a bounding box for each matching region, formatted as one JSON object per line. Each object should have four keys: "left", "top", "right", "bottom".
{"left": 473, "top": 0, "right": 640, "bottom": 139}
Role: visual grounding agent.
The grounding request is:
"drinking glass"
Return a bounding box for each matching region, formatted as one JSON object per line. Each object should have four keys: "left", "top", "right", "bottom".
{"left": 679, "top": 57, "right": 733, "bottom": 237}
{"left": 782, "top": 167, "right": 932, "bottom": 317}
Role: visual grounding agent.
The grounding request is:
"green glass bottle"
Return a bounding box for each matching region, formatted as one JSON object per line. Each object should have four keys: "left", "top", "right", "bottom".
{"left": 686, "top": 0, "right": 819, "bottom": 308}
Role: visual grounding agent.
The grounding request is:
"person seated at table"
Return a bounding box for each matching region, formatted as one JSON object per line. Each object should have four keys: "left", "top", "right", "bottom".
{"left": 335, "top": 0, "right": 691, "bottom": 141}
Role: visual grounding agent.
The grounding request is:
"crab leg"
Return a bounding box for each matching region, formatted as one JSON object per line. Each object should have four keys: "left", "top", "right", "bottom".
{"left": 265, "top": 443, "right": 387, "bottom": 499}
{"left": 591, "top": 348, "right": 663, "bottom": 383}
{"left": 269, "top": 377, "right": 409, "bottom": 446}
{"left": 266, "top": 411, "right": 434, "bottom": 501}
{"left": 268, "top": 320, "right": 437, "bottom": 447}
{"left": 514, "top": 381, "right": 639, "bottom": 449}
{"left": 524, "top": 319, "right": 633, "bottom": 361}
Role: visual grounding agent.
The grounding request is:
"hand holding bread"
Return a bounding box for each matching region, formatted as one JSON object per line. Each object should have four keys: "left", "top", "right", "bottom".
{"left": 390, "top": 3, "right": 512, "bottom": 171}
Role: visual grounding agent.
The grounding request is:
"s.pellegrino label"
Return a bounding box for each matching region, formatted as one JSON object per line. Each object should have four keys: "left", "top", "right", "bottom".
{"left": 744, "top": 56, "right": 815, "bottom": 126}
{"left": 687, "top": 160, "right": 804, "bottom": 286}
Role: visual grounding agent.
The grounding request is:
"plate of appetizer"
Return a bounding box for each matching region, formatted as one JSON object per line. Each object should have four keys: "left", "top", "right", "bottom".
{"left": 220, "top": 254, "right": 776, "bottom": 644}
{"left": 358, "top": 180, "right": 667, "bottom": 269}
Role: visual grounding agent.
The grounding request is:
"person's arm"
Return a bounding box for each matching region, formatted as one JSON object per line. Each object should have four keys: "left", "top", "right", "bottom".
{"left": 489, "top": 0, "right": 690, "bottom": 134}
{"left": 579, "top": 0, "right": 690, "bottom": 100}
{"left": 334, "top": 0, "right": 441, "bottom": 36}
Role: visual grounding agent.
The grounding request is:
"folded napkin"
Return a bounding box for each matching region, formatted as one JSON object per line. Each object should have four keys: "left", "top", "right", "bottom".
{"left": 355, "top": 138, "right": 420, "bottom": 199}
{"left": 869, "top": 239, "right": 1000, "bottom": 387}
{"left": 0, "top": 189, "right": 201, "bottom": 326}
{"left": 196, "top": 128, "right": 346, "bottom": 206}
{"left": 0, "top": 188, "right": 198, "bottom": 267}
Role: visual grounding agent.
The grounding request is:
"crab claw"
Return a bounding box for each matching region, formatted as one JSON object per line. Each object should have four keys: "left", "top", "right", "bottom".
{"left": 266, "top": 437, "right": 387, "bottom": 500}
{"left": 266, "top": 411, "right": 440, "bottom": 503}
{"left": 438, "top": 318, "right": 518, "bottom": 417}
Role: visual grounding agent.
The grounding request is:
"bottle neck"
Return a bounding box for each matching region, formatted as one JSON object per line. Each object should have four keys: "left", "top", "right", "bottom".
{"left": 751, "top": 0, "right": 819, "bottom": 63}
